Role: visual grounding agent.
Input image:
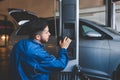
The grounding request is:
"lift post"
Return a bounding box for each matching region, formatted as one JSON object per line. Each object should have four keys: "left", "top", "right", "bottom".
{"left": 59, "top": 0, "right": 79, "bottom": 71}
{"left": 105, "top": 0, "right": 120, "bottom": 29}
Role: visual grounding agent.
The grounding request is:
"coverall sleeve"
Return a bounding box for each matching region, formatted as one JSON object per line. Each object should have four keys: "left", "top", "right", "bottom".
{"left": 27, "top": 47, "right": 69, "bottom": 73}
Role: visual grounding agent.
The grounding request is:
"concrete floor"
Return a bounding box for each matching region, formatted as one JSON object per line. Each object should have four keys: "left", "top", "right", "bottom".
{"left": 0, "top": 47, "right": 10, "bottom": 80}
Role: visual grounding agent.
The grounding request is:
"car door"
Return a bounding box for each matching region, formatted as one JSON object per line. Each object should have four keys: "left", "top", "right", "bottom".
{"left": 79, "top": 21, "right": 111, "bottom": 78}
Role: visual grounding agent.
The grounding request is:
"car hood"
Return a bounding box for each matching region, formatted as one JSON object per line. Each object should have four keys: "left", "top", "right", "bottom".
{"left": 8, "top": 8, "right": 38, "bottom": 26}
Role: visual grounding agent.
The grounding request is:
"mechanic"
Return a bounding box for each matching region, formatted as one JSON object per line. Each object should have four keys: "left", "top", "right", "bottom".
{"left": 10, "top": 18, "right": 72, "bottom": 80}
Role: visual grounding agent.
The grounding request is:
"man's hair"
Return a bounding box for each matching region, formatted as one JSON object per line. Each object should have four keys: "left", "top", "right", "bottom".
{"left": 23, "top": 18, "right": 48, "bottom": 38}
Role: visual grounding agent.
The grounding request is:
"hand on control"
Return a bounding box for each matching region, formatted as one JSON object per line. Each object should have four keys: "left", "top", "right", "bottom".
{"left": 59, "top": 37, "right": 72, "bottom": 49}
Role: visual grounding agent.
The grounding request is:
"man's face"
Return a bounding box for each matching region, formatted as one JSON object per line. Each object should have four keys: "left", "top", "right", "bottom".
{"left": 40, "top": 26, "right": 51, "bottom": 43}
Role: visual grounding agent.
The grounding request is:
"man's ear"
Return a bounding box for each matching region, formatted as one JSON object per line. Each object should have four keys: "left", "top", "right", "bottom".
{"left": 35, "top": 34, "right": 41, "bottom": 40}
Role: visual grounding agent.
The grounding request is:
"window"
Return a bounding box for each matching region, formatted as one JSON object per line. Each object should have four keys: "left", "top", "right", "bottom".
{"left": 82, "top": 25, "right": 97, "bottom": 34}
{"left": 79, "top": 21, "right": 112, "bottom": 40}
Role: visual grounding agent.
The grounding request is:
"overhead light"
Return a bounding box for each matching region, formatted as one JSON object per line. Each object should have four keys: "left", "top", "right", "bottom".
{"left": 1, "top": 35, "right": 5, "bottom": 40}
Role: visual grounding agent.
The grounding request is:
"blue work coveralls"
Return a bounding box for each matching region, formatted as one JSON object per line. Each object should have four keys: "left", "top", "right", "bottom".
{"left": 10, "top": 39, "right": 68, "bottom": 80}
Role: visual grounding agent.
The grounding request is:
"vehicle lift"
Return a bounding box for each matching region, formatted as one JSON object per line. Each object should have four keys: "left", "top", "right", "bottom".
{"left": 56, "top": 0, "right": 120, "bottom": 80}
{"left": 58, "top": 0, "right": 89, "bottom": 80}
{"left": 106, "top": 0, "right": 120, "bottom": 29}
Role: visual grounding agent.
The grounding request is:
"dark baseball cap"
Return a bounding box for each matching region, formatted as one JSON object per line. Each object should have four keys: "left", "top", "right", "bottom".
{"left": 22, "top": 18, "right": 48, "bottom": 36}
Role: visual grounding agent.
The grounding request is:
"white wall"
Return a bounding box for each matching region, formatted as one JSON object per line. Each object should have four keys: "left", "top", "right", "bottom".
{"left": 80, "top": 5, "right": 120, "bottom": 32}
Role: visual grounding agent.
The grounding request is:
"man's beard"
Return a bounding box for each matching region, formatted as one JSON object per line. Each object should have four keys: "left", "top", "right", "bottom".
{"left": 40, "top": 38, "right": 47, "bottom": 43}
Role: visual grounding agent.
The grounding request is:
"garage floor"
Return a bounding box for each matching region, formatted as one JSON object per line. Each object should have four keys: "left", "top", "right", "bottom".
{"left": 0, "top": 47, "right": 92, "bottom": 80}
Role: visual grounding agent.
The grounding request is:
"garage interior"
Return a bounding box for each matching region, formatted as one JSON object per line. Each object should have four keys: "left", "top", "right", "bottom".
{"left": 0, "top": 0, "right": 120, "bottom": 30}
{"left": 0, "top": 0, "right": 120, "bottom": 80}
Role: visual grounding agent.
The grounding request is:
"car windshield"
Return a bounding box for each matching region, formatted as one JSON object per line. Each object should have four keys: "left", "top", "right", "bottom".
{"left": 84, "top": 19, "right": 120, "bottom": 36}
{"left": 104, "top": 27, "right": 120, "bottom": 35}
{"left": 93, "top": 21, "right": 120, "bottom": 35}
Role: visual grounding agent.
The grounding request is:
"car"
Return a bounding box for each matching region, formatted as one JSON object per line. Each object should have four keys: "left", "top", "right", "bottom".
{"left": 48, "top": 17, "right": 120, "bottom": 80}
{"left": 7, "top": 8, "right": 39, "bottom": 51}
{"left": 8, "top": 9, "right": 120, "bottom": 80}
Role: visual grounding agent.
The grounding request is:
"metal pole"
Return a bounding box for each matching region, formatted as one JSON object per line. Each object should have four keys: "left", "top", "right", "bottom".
{"left": 76, "top": 0, "right": 79, "bottom": 66}
{"left": 112, "top": 2, "right": 116, "bottom": 30}
{"left": 106, "top": 0, "right": 114, "bottom": 28}
{"left": 59, "top": 0, "right": 80, "bottom": 71}
{"left": 59, "top": 0, "right": 62, "bottom": 37}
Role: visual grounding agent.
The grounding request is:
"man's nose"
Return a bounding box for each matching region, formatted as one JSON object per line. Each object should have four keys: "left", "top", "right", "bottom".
{"left": 49, "top": 32, "right": 51, "bottom": 35}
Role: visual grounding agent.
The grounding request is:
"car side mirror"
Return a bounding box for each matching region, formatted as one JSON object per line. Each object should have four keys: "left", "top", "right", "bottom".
{"left": 85, "top": 31, "right": 102, "bottom": 38}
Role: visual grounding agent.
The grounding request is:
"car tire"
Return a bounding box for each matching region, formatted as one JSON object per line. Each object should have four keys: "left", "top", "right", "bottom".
{"left": 112, "top": 67, "right": 120, "bottom": 80}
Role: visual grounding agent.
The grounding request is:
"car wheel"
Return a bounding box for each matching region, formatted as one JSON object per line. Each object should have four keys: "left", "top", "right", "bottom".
{"left": 112, "top": 68, "right": 120, "bottom": 80}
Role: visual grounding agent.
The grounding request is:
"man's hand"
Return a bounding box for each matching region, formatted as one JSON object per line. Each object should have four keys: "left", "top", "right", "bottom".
{"left": 59, "top": 37, "right": 72, "bottom": 49}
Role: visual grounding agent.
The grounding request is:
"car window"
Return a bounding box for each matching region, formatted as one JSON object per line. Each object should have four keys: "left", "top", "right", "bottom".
{"left": 80, "top": 24, "right": 102, "bottom": 39}
{"left": 80, "top": 21, "right": 113, "bottom": 40}
{"left": 105, "top": 27, "right": 120, "bottom": 36}
{"left": 82, "top": 25, "right": 97, "bottom": 33}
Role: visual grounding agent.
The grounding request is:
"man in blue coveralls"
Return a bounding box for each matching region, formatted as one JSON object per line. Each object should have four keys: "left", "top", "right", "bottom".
{"left": 10, "top": 18, "right": 72, "bottom": 80}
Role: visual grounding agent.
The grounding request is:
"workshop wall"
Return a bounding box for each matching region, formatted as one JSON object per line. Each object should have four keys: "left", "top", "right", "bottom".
{"left": 0, "top": 0, "right": 104, "bottom": 17}
{"left": 0, "top": 0, "right": 120, "bottom": 17}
